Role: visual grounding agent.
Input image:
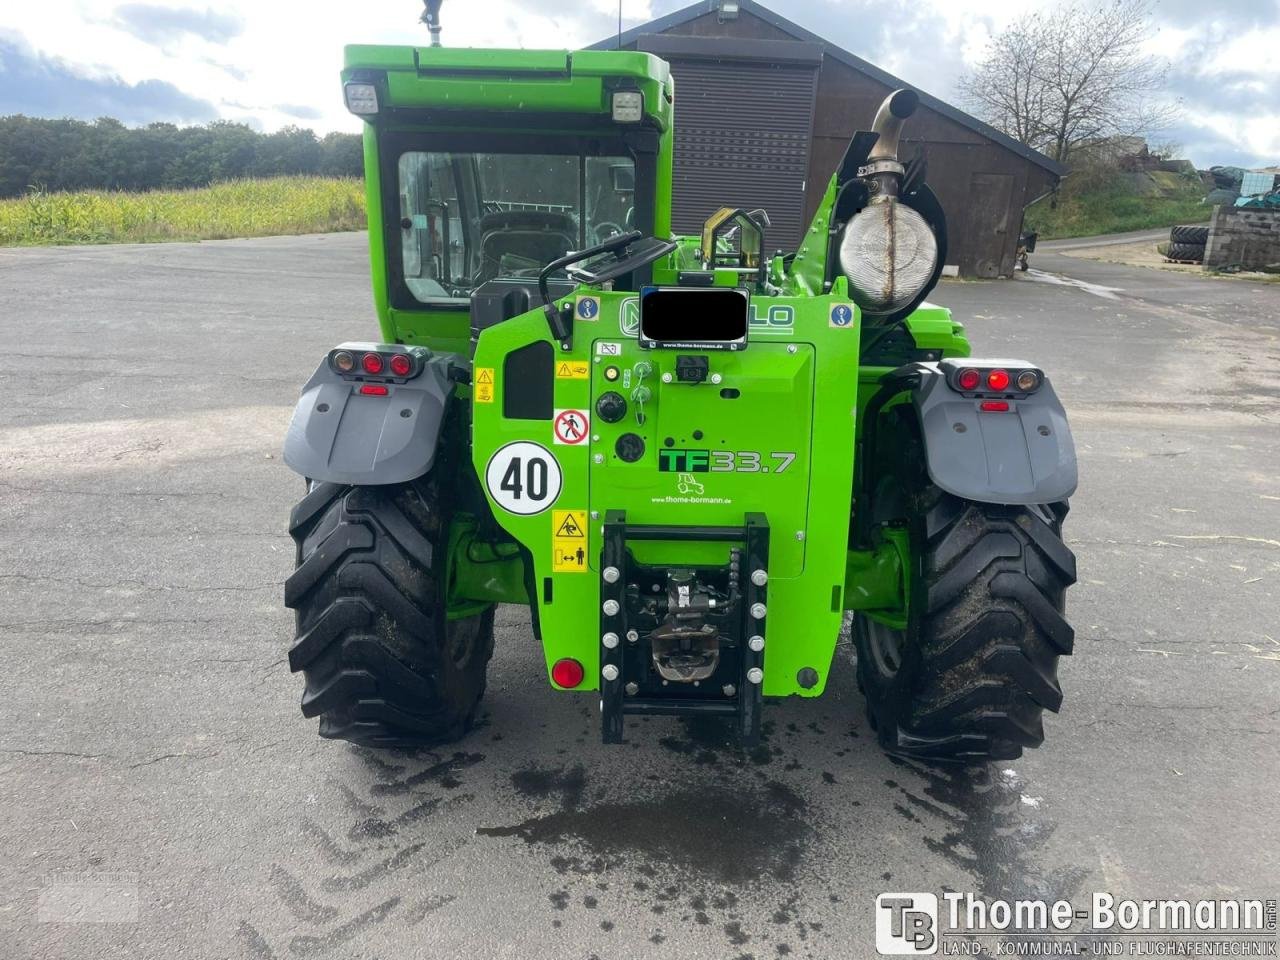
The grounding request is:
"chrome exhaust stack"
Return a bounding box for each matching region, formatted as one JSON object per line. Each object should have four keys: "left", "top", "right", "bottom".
{"left": 864, "top": 89, "right": 920, "bottom": 198}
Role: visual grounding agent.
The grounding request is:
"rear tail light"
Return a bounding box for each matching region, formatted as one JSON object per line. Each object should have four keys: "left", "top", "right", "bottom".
{"left": 980, "top": 400, "right": 1010, "bottom": 412}
{"left": 359, "top": 384, "right": 389, "bottom": 396}
{"left": 949, "top": 363, "right": 1042, "bottom": 398}
{"left": 329, "top": 346, "right": 422, "bottom": 381}
{"left": 551, "top": 658, "right": 585, "bottom": 688}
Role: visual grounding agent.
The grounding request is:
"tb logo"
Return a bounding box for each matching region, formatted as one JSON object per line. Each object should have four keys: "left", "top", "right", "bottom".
{"left": 875, "top": 893, "right": 937, "bottom": 955}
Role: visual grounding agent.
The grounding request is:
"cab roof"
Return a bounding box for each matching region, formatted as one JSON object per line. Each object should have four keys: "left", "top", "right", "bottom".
{"left": 343, "top": 45, "right": 673, "bottom": 129}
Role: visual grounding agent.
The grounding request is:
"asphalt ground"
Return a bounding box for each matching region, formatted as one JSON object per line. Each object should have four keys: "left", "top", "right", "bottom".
{"left": 2, "top": 234, "right": 1277, "bottom": 959}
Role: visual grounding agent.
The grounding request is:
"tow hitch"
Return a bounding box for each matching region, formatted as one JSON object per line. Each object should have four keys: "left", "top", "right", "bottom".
{"left": 599, "top": 511, "right": 770, "bottom": 745}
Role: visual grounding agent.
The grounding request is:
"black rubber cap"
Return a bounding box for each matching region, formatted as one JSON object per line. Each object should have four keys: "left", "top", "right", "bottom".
{"left": 615, "top": 433, "right": 645, "bottom": 463}
{"left": 595, "top": 391, "right": 627, "bottom": 424}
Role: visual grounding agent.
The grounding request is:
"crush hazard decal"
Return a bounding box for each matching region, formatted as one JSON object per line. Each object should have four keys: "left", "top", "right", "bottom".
{"left": 485, "top": 442, "right": 562, "bottom": 515}
{"left": 551, "top": 509, "right": 588, "bottom": 573}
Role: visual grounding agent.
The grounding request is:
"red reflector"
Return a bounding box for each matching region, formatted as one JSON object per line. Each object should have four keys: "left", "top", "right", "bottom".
{"left": 361, "top": 352, "right": 384, "bottom": 375}
{"left": 986, "top": 369, "right": 1010, "bottom": 391}
{"left": 389, "top": 354, "right": 412, "bottom": 377}
{"left": 359, "top": 384, "right": 389, "bottom": 396}
{"left": 957, "top": 368, "right": 981, "bottom": 391}
{"left": 980, "top": 400, "right": 1010, "bottom": 412}
{"left": 551, "top": 658, "right": 585, "bottom": 688}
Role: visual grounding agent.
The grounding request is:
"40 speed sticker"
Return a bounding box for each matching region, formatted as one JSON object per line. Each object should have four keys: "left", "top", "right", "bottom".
{"left": 485, "top": 441, "right": 562, "bottom": 515}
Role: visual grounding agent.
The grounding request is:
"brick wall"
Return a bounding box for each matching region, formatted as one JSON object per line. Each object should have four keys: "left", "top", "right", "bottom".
{"left": 1203, "top": 205, "right": 1280, "bottom": 270}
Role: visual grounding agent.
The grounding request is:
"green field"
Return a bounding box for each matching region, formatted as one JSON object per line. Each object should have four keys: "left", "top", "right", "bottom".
{"left": 1025, "top": 169, "right": 1210, "bottom": 240}
{"left": 0, "top": 177, "right": 366, "bottom": 246}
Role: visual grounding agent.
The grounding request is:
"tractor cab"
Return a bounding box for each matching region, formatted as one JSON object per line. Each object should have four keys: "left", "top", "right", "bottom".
{"left": 342, "top": 45, "right": 674, "bottom": 354}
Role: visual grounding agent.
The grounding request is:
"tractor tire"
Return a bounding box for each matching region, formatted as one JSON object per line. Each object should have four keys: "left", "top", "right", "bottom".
{"left": 1170, "top": 225, "right": 1209, "bottom": 245}
{"left": 284, "top": 480, "right": 495, "bottom": 747}
{"left": 855, "top": 491, "right": 1076, "bottom": 762}
{"left": 1166, "top": 242, "right": 1204, "bottom": 262}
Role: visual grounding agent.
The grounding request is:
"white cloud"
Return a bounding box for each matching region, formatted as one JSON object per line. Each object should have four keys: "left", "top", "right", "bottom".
{"left": 1, "top": 0, "right": 659, "bottom": 132}
{"left": 1, "top": 0, "right": 1276, "bottom": 165}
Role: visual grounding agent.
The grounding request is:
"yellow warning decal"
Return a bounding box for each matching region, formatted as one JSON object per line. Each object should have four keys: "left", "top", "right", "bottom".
{"left": 475, "top": 367, "right": 495, "bottom": 404}
{"left": 551, "top": 509, "right": 588, "bottom": 573}
{"left": 555, "top": 360, "right": 590, "bottom": 380}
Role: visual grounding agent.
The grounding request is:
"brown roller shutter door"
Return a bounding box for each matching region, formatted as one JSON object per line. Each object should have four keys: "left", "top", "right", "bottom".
{"left": 664, "top": 57, "right": 819, "bottom": 252}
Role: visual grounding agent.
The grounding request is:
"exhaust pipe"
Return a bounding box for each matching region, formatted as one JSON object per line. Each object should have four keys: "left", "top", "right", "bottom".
{"left": 867, "top": 89, "right": 920, "bottom": 164}
{"left": 864, "top": 89, "right": 919, "bottom": 200}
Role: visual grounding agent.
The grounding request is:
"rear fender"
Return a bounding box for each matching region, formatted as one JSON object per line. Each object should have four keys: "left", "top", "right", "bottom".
{"left": 283, "top": 344, "right": 456, "bottom": 486}
{"left": 909, "top": 359, "right": 1077, "bottom": 505}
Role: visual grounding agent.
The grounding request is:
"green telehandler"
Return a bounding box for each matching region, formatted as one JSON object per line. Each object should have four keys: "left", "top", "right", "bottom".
{"left": 282, "top": 24, "right": 1078, "bottom": 762}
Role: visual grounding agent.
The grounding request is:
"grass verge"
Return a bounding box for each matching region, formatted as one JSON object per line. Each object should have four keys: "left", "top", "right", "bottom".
{"left": 0, "top": 177, "right": 366, "bottom": 246}
{"left": 1026, "top": 169, "right": 1210, "bottom": 240}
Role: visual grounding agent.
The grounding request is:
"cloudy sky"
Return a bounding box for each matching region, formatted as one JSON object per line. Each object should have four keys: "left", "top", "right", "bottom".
{"left": 0, "top": 0, "right": 1276, "bottom": 167}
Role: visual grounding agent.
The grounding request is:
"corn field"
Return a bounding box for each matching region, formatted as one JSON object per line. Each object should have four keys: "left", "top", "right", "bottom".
{"left": 0, "top": 177, "right": 367, "bottom": 246}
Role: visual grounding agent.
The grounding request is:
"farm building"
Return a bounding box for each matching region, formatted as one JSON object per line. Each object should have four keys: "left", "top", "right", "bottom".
{"left": 590, "top": 0, "right": 1065, "bottom": 278}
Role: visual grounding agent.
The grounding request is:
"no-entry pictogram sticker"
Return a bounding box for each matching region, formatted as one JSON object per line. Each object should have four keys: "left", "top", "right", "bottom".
{"left": 553, "top": 408, "right": 590, "bottom": 445}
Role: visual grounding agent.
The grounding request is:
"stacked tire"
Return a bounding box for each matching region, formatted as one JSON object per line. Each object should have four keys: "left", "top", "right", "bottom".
{"left": 1167, "top": 224, "right": 1208, "bottom": 263}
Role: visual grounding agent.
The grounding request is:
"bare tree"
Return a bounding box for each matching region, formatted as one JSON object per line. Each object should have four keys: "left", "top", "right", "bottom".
{"left": 960, "top": 0, "right": 1180, "bottom": 165}
{"left": 958, "top": 18, "right": 1051, "bottom": 152}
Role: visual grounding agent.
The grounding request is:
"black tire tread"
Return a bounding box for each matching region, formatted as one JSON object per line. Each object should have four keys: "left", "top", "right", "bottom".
{"left": 1166, "top": 241, "right": 1204, "bottom": 262}
{"left": 285, "top": 482, "right": 495, "bottom": 748}
{"left": 1170, "top": 224, "right": 1209, "bottom": 245}
{"left": 859, "top": 494, "right": 1076, "bottom": 762}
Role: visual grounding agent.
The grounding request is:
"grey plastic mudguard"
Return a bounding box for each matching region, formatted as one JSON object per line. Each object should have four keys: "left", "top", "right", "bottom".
{"left": 283, "top": 346, "right": 455, "bottom": 486}
{"left": 912, "top": 359, "right": 1077, "bottom": 505}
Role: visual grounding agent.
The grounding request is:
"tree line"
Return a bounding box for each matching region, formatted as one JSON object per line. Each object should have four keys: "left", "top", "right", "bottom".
{"left": 0, "top": 116, "right": 364, "bottom": 197}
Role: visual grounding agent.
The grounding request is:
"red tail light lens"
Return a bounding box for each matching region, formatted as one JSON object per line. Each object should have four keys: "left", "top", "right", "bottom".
{"left": 551, "top": 658, "right": 585, "bottom": 688}
{"left": 957, "top": 368, "right": 981, "bottom": 391}
{"left": 389, "top": 354, "right": 412, "bottom": 377}
{"left": 980, "top": 400, "right": 1010, "bottom": 412}
{"left": 986, "top": 369, "right": 1010, "bottom": 392}
{"left": 359, "top": 384, "right": 388, "bottom": 396}
{"left": 361, "top": 352, "right": 384, "bottom": 375}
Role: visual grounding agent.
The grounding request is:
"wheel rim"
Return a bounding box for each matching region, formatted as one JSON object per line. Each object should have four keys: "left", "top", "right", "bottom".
{"left": 864, "top": 619, "right": 906, "bottom": 680}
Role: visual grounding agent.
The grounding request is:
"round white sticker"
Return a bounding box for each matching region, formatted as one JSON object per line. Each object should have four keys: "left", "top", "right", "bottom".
{"left": 485, "top": 441, "right": 562, "bottom": 515}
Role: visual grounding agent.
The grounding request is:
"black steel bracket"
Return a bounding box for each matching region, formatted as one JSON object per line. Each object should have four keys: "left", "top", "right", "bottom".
{"left": 599, "top": 510, "right": 768, "bottom": 746}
